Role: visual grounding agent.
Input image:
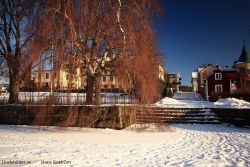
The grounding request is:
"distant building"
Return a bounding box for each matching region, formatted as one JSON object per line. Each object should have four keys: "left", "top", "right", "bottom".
{"left": 0, "top": 81, "right": 9, "bottom": 91}
{"left": 233, "top": 44, "right": 250, "bottom": 87}
{"left": 193, "top": 44, "right": 250, "bottom": 101}
{"left": 34, "top": 58, "right": 166, "bottom": 93}
{"left": 164, "top": 73, "right": 181, "bottom": 92}
{"left": 191, "top": 72, "right": 198, "bottom": 92}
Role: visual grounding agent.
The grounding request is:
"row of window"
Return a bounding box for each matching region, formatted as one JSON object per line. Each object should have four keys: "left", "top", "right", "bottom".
{"left": 42, "top": 73, "right": 114, "bottom": 82}
{"left": 102, "top": 76, "right": 114, "bottom": 82}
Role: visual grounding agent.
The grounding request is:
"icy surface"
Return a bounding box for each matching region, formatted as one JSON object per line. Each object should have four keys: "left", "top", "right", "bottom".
{"left": 0, "top": 124, "right": 249, "bottom": 166}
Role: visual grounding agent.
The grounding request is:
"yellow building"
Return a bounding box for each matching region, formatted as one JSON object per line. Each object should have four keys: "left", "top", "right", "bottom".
{"left": 34, "top": 65, "right": 83, "bottom": 90}
{"left": 34, "top": 59, "right": 165, "bottom": 92}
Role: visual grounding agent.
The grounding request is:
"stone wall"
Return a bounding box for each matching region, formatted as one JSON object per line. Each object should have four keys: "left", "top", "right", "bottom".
{"left": 210, "top": 108, "right": 250, "bottom": 127}
{"left": 0, "top": 105, "right": 137, "bottom": 129}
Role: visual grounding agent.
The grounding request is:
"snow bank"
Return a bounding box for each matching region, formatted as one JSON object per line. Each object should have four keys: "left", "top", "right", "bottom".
{"left": 213, "top": 98, "right": 250, "bottom": 108}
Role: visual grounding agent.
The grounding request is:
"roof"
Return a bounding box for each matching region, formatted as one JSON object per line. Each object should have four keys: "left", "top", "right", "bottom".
{"left": 198, "top": 64, "right": 217, "bottom": 73}
{"left": 237, "top": 46, "right": 250, "bottom": 63}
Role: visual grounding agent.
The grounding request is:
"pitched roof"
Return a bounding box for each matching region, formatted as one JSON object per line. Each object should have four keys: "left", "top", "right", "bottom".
{"left": 237, "top": 46, "right": 250, "bottom": 63}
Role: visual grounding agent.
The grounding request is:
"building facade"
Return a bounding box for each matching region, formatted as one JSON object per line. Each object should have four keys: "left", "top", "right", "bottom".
{"left": 34, "top": 59, "right": 166, "bottom": 93}
{"left": 194, "top": 45, "right": 250, "bottom": 101}
{"left": 164, "top": 73, "right": 181, "bottom": 92}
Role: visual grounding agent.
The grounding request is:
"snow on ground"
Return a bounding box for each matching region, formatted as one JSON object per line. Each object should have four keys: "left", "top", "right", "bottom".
{"left": 173, "top": 92, "right": 205, "bottom": 101}
{"left": 213, "top": 98, "right": 250, "bottom": 108}
{"left": 155, "top": 93, "right": 250, "bottom": 109}
{"left": 0, "top": 124, "right": 249, "bottom": 167}
{"left": 155, "top": 97, "right": 212, "bottom": 108}
{"left": 155, "top": 92, "right": 212, "bottom": 108}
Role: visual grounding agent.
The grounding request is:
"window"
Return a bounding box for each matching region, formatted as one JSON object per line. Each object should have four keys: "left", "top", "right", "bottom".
{"left": 215, "top": 73, "right": 222, "bottom": 80}
{"left": 66, "top": 74, "right": 69, "bottom": 80}
{"left": 104, "top": 85, "right": 108, "bottom": 88}
{"left": 215, "top": 85, "right": 223, "bottom": 92}
{"left": 246, "top": 80, "right": 250, "bottom": 87}
{"left": 103, "top": 76, "right": 106, "bottom": 82}
{"left": 235, "top": 78, "right": 241, "bottom": 85}
{"left": 246, "top": 69, "right": 250, "bottom": 74}
{"left": 44, "top": 82, "right": 49, "bottom": 87}
{"left": 225, "top": 70, "right": 239, "bottom": 74}
{"left": 45, "top": 73, "right": 49, "bottom": 79}
{"left": 110, "top": 76, "right": 113, "bottom": 82}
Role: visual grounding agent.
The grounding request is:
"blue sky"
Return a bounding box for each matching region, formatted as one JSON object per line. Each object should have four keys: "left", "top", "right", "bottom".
{"left": 156, "top": 0, "right": 250, "bottom": 86}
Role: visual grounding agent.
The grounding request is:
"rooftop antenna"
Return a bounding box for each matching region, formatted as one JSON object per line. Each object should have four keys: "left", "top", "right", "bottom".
{"left": 243, "top": 40, "right": 250, "bottom": 47}
{"left": 243, "top": 40, "right": 246, "bottom": 47}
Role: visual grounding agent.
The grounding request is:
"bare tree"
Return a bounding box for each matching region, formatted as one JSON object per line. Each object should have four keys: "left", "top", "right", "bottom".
{"left": 0, "top": 0, "right": 43, "bottom": 103}
{"left": 35, "top": 0, "right": 164, "bottom": 105}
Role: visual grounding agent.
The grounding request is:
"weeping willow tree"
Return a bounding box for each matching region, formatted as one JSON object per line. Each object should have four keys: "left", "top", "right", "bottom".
{"left": 33, "top": 0, "right": 164, "bottom": 105}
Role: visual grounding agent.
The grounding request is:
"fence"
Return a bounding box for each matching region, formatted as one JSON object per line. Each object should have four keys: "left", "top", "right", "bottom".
{"left": 0, "top": 92, "right": 136, "bottom": 105}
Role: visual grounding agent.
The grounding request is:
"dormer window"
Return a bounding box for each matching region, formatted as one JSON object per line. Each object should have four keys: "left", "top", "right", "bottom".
{"left": 215, "top": 73, "right": 222, "bottom": 80}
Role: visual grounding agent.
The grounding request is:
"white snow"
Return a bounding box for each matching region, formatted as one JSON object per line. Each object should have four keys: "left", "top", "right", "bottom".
{"left": 0, "top": 124, "right": 249, "bottom": 167}
{"left": 154, "top": 97, "right": 212, "bottom": 108}
{"left": 173, "top": 92, "right": 205, "bottom": 101}
{"left": 155, "top": 93, "right": 250, "bottom": 109}
{"left": 213, "top": 98, "right": 250, "bottom": 108}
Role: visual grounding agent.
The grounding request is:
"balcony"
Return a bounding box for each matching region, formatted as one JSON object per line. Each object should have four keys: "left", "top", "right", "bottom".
{"left": 172, "top": 81, "right": 181, "bottom": 85}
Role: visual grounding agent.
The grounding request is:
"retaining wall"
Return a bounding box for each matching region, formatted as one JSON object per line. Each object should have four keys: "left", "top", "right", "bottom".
{"left": 0, "top": 105, "right": 136, "bottom": 129}
{"left": 210, "top": 108, "right": 250, "bottom": 127}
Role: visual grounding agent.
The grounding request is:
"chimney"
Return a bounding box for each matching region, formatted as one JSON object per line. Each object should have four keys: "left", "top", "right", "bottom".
{"left": 215, "top": 64, "right": 219, "bottom": 68}
{"left": 232, "top": 61, "right": 237, "bottom": 68}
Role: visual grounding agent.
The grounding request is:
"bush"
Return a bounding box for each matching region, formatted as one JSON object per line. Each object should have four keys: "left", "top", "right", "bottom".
{"left": 210, "top": 88, "right": 250, "bottom": 102}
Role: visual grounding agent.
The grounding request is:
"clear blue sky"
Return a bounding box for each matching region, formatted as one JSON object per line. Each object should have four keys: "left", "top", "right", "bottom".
{"left": 156, "top": 0, "right": 250, "bottom": 86}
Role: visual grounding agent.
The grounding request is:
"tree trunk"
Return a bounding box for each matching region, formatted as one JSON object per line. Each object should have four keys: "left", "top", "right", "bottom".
{"left": 8, "top": 66, "right": 20, "bottom": 104}
{"left": 94, "top": 71, "right": 102, "bottom": 105}
{"left": 86, "top": 75, "right": 95, "bottom": 105}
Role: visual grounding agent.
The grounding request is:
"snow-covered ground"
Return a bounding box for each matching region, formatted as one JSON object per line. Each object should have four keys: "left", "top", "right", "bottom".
{"left": 0, "top": 124, "right": 249, "bottom": 167}
{"left": 155, "top": 92, "right": 250, "bottom": 109}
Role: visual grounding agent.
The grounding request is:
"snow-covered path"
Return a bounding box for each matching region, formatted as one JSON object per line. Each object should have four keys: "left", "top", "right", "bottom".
{"left": 173, "top": 92, "right": 205, "bottom": 101}
{"left": 0, "top": 124, "right": 249, "bottom": 167}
